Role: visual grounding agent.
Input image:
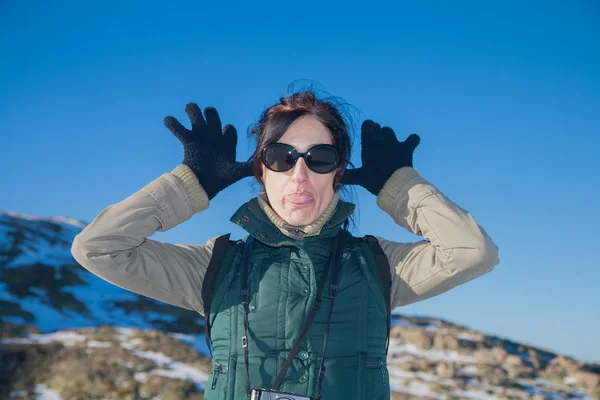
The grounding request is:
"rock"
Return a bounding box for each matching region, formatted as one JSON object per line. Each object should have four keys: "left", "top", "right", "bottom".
{"left": 546, "top": 355, "right": 581, "bottom": 376}
{"left": 455, "top": 331, "right": 483, "bottom": 350}
{"left": 504, "top": 354, "right": 524, "bottom": 369}
{"left": 0, "top": 341, "right": 60, "bottom": 396}
{"left": 504, "top": 387, "right": 530, "bottom": 400}
{"left": 573, "top": 369, "right": 600, "bottom": 390}
{"left": 432, "top": 333, "right": 459, "bottom": 350}
{"left": 527, "top": 350, "right": 542, "bottom": 369}
{"left": 473, "top": 347, "right": 507, "bottom": 363}
{"left": 395, "top": 328, "right": 434, "bottom": 349}
{"left": 436, "top": 362, "right": 456, "bottom": 379}
{"left": 479, "top": 364, "right": 510, "bottom": 386}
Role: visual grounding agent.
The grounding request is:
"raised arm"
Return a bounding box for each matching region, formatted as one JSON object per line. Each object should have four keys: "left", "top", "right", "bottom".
{"left": 342, "top": 120, "right": 499, "bottom": 309}
{"left": 375, "top": 167, "right": 499, "bottom": 308}
{"left": 71, "top": 104, "right": 252, "bottom": 316}
{"left": 71, "top": 165, "right": 214, "bottom": 313}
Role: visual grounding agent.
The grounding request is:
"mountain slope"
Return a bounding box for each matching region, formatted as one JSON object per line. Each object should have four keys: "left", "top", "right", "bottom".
{"left": 0, "top": 211, "right": 206, "bottom": 335}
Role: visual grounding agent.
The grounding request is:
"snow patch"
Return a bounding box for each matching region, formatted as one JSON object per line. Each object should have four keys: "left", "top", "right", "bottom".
{"left": 51, "top": 216, "right": 87, "bottom": 229}
{"left": 457, "top": 332, "right": 480, "bottom": 341}
{"left": 0, "top": 211, "right": 86, "bottom": 230}
{"left": 466, "top": 379, "right": 504, "bottom": 394}
{"left": 388, "top": 339, "right": 480, "bottom": 363}
{"left": 86, "top": 340, "right": 113, "bottom": 349}
{"left": 388, "top": 368, "right": 414, "bottom": 379}
{"left": 564, "top": 376, "right": 577, "bottom": 385}
{"left": 460, "top": 365, "right": 482, "bottom": 376}
{"left": 416, "top": 371, "right": 456, "bottom": 386}
{"left": 153, "top": 362, "right": 209, "bottom": 390}
{"left": 516, "top": 379, "right": 566, "bottom": 400}
{"left": 451, "top": 389, "right": 501, "bottom": 400}
{"left": 390, "top": 379, "right": 445, "bottom": 400}
{"left": 131, "top": 349, "right": 173, "bottom": 366}
{"left": 121, "top": 332, "right": 209, "bottom": 390}
{"left": 425, "top": 322, "right": 441, "bottom": 331}
{"left": 388, "top": 355, "right": 416, "bottom": 364}
{"left": 35, "top": 384, "right": 63, "bottom": 400}
{"left": 121, "top": 337, "right": 144, "bottom": 350}
{"left": 393, "top": 319, "right": 418, "bottom": 328}
{"left": 169, "top": 333, "right": 196, "bottom": 343}
{"left": 388, "top": 367, "right": 455, "bottom": 387}
{"left": 116, "top": 327, "right": 136, "bottom": 337}
{"left": 0, "top": 331, "right": 85, "bottom": 346}
{"left": 134, "top": 372, "right": 148, "bottom": 383}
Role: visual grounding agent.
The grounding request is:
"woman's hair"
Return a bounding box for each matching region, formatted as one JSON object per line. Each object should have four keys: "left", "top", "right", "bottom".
{"left": 249, "top": 89, "right": 353, "bottom": 191}
{"left": 248, "top": 86, "right": 359, "bottom": 231}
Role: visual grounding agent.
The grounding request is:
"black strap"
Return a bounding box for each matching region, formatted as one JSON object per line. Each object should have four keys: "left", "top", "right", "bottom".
{"left": 364, "top": 235, "right": 392, "bottom": 354}
{"left": 201, "top": 233, "right": 232, "bottom": 357}
{"left": 314, "top": 232, "right": 344, "bottom": 400}
{"left": 241, "top": 231, "right": 344, "bottom": 397}
{"left": 241, "top": 235, "right": 255, "bottom": 397}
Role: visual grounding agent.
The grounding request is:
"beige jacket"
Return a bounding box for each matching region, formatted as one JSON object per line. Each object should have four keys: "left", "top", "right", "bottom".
{"left": 71, "top": 164, "right": 500, "bottom": 316}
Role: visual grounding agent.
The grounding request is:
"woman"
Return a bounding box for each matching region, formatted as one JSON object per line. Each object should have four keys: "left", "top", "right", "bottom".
{"left": 71, "top": 90, "right": 499, "bottom": 400}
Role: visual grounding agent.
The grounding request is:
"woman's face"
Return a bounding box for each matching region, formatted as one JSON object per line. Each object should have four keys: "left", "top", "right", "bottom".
{"left": 262, "top": 116, "right": 336, "bottom": 227}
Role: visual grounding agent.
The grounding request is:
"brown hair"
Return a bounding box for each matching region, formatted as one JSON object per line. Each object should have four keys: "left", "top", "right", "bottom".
{"left": 249, "top": 90, "right": 352, "bottom": 191}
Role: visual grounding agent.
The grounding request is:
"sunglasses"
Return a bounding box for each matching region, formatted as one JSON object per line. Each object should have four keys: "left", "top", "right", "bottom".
{"left": 262, "top": 143, "right": 341, "bottom": 174}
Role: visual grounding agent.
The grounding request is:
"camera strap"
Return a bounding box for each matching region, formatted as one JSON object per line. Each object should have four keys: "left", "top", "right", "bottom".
{"left": 241, "top": 231, "right": 344, "bottom": 398}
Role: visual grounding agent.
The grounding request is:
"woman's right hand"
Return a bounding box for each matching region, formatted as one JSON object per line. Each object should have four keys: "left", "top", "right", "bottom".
{"left": 164, "top": 103, "right": 253, "bottom": 200}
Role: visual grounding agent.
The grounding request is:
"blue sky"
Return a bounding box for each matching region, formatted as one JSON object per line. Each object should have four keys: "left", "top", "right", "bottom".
{"left": 1, "top": 1, "right": 599, "bottom": 362}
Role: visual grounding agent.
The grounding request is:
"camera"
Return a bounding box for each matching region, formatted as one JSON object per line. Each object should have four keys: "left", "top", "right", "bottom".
{"left": 250, "top": 387, "right": 312, "bottom": 400}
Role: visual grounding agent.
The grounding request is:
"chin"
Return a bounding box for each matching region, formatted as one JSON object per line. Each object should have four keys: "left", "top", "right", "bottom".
{"left": 283, "top": 209, "right": 317, "bottom": 226}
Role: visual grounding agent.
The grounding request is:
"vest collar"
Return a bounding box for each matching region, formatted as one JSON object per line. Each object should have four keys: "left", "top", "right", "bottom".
{"left": 230, "top": 193, "right": 355, "bottom": 247}
{"left": 257, "top": 191, "right": 340, "bottom": 238}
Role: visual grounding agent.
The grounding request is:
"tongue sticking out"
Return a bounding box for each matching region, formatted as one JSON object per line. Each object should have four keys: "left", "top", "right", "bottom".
{"left": 287, "top": 193, "right": 313, "bottom": 206}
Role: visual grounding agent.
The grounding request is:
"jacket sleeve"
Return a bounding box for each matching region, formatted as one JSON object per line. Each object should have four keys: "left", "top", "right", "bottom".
{"left": 373, "top": 167, "right": 500, "bottom": 309}
{"left": 71, "top": 164, "right": 216, "bottom": 316}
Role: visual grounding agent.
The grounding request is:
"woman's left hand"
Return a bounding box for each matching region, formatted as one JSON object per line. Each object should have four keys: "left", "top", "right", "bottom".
{"left": 341, "top": 120, "right": 420, "bottom": 195}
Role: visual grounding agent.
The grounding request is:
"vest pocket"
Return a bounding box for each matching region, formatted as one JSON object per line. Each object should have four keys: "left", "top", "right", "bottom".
{"left": 364, "top": 357, "right": 390, "bottom": 400}
{"left": 204, "top": 360, "right": 229, "bottom": 399}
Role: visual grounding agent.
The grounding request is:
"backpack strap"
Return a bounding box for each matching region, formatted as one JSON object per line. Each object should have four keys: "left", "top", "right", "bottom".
{"left": 363, "top": 234, "right": 392, "bottom": 354}
{"left": 201, "top": 233, "right": 233, "bottom": 356}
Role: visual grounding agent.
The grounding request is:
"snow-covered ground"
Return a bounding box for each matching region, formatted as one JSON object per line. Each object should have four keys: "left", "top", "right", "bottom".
{"left": 118, "top": 327, "right": 209, "bottom": 391}
{"left": 3, "top": 327, "right": 211, "bottom": 398}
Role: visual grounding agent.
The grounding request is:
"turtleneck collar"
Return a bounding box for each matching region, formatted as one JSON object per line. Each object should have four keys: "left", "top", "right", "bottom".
{"left": 257, "top": 191, "right": 340, "bottom": 239}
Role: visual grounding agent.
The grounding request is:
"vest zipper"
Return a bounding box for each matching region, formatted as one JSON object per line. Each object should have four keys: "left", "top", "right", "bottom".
{"left": 294, "top": 227, "right": 305, "bottom": 249}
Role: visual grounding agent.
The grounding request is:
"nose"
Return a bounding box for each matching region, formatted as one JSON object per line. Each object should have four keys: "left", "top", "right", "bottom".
{"left": 291, "top": 157, "right": 309, "bottom": 184}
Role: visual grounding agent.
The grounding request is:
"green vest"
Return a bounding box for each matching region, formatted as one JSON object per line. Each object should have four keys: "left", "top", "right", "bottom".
{"left": 204, "top": 197, "right": 391, "bottom": 400}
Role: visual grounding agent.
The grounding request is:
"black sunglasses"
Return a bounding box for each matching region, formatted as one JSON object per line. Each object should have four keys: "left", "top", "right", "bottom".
{"left": 262, "top": 143, "right": 340, "bottom": 174}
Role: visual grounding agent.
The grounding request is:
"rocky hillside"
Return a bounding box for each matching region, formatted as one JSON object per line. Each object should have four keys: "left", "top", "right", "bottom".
{"left": 1, "top": 324, "right": 210, "bottom": 400}
{"left": 2, "top": 317, "right": 598, "bottom": 400}
{"left": 0, "top": 211, "right": 599, "bottom": 399}
{"left": 384, "top": 316, "right": 599, "bottom": 399}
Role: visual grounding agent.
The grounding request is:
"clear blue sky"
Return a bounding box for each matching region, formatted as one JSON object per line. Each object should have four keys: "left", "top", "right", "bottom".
{"left": 1, "top": 1, "right": 599, "bottom": 363}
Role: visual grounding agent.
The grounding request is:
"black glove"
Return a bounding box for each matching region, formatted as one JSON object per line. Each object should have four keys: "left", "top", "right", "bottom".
{"left": 164, "top": 103, "right": 253, "bottom": 200}
{"left": 341, "top": 120, "right": 420, "bottom": 195}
